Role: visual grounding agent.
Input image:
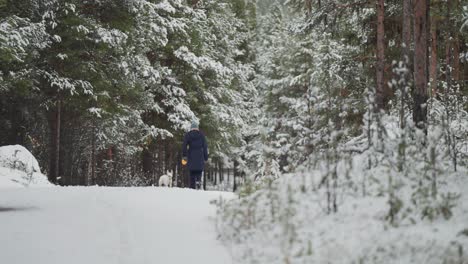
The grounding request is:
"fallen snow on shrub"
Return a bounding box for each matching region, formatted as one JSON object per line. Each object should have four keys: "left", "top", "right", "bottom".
{"left": 216, "top": 171, "right": 468, "bottom": 264}
{"left": 0, "top": 145, "right": 52, "bottom": 188}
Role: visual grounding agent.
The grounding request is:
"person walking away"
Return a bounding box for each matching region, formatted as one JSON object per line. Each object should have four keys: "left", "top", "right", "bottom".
{"left": 182, "top": 121, "right": 208, "bottom": 189}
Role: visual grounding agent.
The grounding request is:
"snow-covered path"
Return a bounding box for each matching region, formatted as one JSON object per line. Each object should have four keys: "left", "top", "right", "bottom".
{"left": 0, "top": 187, "right": 233, "bottom": 264}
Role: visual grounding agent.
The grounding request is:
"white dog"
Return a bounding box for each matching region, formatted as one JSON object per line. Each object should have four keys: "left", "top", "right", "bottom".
{"left": 158, "top": 170, "right": 173, "bottom": 187}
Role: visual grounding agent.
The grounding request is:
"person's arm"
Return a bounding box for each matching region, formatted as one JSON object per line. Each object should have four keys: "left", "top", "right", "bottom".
{"left": 202, "top": 134, "right": 208, "bottom": 161}
{"left": 182, "top": 133, "right": 189, "bottom": 159}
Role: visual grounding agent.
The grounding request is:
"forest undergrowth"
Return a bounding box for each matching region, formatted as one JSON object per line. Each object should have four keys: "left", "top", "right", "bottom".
{"left": 216, "top": 99, "right": 468, "bottom": 264}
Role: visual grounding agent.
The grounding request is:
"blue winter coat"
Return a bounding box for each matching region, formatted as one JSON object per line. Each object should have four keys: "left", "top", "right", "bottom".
{"left": 182, "top": 130, "right": 208, "bottom": 171}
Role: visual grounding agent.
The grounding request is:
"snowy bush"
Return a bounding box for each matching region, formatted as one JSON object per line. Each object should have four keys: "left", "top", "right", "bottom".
{"left": 216, "top": 171, "right": 468, "bottom": 263}
{"left": 0, "top": 145, "right": 52, "bottom": 187}
{"left": 0, "top": 145, "right": 41, "bottom": 174}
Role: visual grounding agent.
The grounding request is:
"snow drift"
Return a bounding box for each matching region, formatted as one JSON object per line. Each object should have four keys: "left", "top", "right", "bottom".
{"left": 0, "top": 145, "right": 52, "bottom": 188}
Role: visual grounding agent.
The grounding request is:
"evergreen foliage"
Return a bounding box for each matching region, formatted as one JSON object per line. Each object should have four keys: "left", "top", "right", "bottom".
{"left": 216, "top": 1, "right": 468, "bottom": 263}
{"left": 0, "top": 0, "right": 256, "bottom": 186}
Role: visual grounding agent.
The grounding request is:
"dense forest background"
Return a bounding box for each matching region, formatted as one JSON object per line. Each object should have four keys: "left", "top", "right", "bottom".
{"left": 1, "top": 0, "right": 467, "bottom": 191}
{"left": 1, "top": 1, "right": 467, "bottom": 262}
{"left": 0, "top": 0, "right": 257, "bottom": 187}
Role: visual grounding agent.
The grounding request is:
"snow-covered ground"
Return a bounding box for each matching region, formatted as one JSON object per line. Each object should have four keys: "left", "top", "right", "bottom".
{"left": 0, "top": 145, "right": 233, "bottom": 264}
{"left": 0, "top": 187, "right": 234, "bottom": 264}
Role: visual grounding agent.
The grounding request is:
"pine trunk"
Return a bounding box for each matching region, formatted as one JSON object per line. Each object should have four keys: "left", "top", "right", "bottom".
{"left": 402, "top": 0, "right": 412, "bottom": 60}
{"left": 90, "top": 123, "right": 96, "bottom": 186}
{"left": 453, "top": 40, "right": 459, "bottom": 81}
{"left": 445, "top": 0, "right": 453, "bottom": 92}
{"left": 214, "top": 161, "right": 217, "bottom": 186}
{"left": 142, "top": 148, "right": 152, "bottom": 182}
{"left": 450, "top": 0, "right": 460, "bottom": 81}
{"left": 413, "top": 0, "right": 429, "bottom": 131}
{"left": 400, "top": 0, "right": 412, "bottom": 129}
{"left": 219, "top": 162, "right": 223, "bottom": 183}
{"left": 376, "top": 0, "right": 385, "bottom": 110}
{"left": 430, "top": 17, "right": 438, "bottom": 96}
{"left": 233, "top": 160, "right": 238, "bottom": 192}
{"left": 55, "top": 98, "right": 61, "bottom": 184}
{"left": 48, "top": 96, "right": 61, "bottom": 184}
{"left": 305, "top": 0, "right": 312, "bottom": 15}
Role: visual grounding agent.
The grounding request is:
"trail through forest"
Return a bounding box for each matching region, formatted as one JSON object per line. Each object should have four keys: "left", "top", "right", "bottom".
{"left": 0, "top": 187, "right": 233, "bottom": 264}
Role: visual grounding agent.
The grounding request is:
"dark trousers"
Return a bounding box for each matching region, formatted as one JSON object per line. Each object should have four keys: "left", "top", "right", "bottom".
{"left": 190, "top": 170, "right": 203, "bottom": 189}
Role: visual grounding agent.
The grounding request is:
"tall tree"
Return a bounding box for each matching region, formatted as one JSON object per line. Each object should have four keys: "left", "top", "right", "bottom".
{"left": 413, "top": 0, "right": 429, "bottom": 131}
{"left": 376, "top": 0, "right": 385, "bottom": 110}
{"left": 402, "top": 0, "right": 412, "bottom": 60}
{"left": 430, "top": 16, "right": 438, "bottom": 96}
{"left": 400, "top": 0, "right": 413, "bottom": 128}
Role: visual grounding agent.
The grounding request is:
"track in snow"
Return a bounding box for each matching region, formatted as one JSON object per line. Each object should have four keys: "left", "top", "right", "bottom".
{"left": 0, "top": 187, "right": 233, "bottom": 264}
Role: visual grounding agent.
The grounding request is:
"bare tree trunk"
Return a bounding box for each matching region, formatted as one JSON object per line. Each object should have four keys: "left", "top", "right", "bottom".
{"left": 175, "top": 151, "right": 181, "bottom": 187}
{"left": 452, "top": 37, "right": 460, "bottom": 81}
{"left": 376, "top": 0, "right": 386, "bottom": 110}
{"left": 214, "top": 160, "right": 218, "bottom": 186}
{"left": 233, "top": 160, "right": 238, "bottom": 192}
{"left": 106, "top": 147, "right": 113, "bottom": 161}
{"left": 227, "top": 168, "right": 230, "bottom": 187}
{"left": 164, "top": 140, "right": 169, "bottom": 173}
{"left": 142, "top": 147, "right": 152, "bottom": 184}
{"left": 305, "top": 0, "right": 312, "bottom": 15}
{"left": 402, "top": 0, "right": 412, "bottom": 60}
{"left": 48, "top": 95, "right": 61, "bottom": 184}
{"left": 445, "top": 0, "right": 459, "bottom": 172}
{"left": 172, "top": 148, "right": 177, "bottom": 186}
{"left": 400, "top": 0, "right": 412, "bottom": 129}
{"left": 90, "top": 120, "right": 96, "bottom": 186}
{"left": 413, "top": 0, "right": 429, "bottom": 131}
{"left": 332, "top": 165, "right": 338, "bottom": 213}
{"left": 55, "top": 98, "right": 61, "bottom": 184}
{"left": 219, "top": 161, "right": 223, "bottom": 184}
{"left": 430, "top": 17, "right": 438, "bottom": 97}
{"left": 445, "top": 0, "right": 452, "bottom": 89}
{"left": 451, "top": 0, "right": 460, "bottom": 82}
{"left": 426, "top": 0, "right": 430, "bottom": 80}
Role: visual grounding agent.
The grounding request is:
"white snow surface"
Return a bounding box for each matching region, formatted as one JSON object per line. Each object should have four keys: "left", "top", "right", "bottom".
{"left": 0, "top": 187, "right": 234, "bottom": 264}
{"left": 0, "top": 145, "right": 51, "bottom": 188}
